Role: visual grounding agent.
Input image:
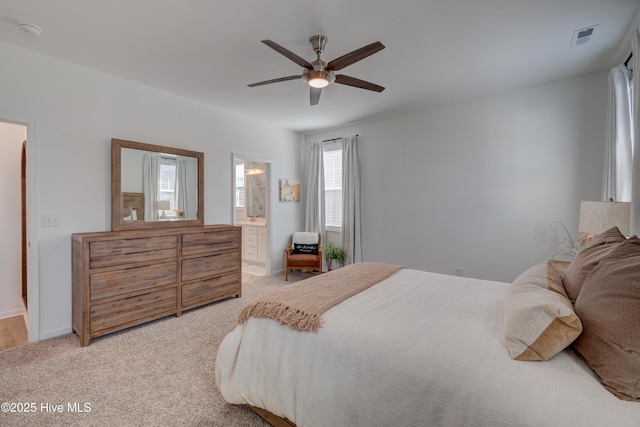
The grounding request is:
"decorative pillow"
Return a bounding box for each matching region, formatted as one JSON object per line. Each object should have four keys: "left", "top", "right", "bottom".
{"left": 291, "top": 232, "right": 319, "bottom": 255}
{"left": 293, "top": 243, "right": 319, "bottom": 255}
{"left": 503, "top": 261, "right": 582, "bottom": 361}
{"left": 562, "top": 226, "right": 626, "bottom": 303}
{"left": 573, "top": 236, "right": 640, "bottom": 401}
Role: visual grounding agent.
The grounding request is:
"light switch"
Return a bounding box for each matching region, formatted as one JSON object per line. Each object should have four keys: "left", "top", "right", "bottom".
{"left": 42, "top": 214, "right": 61, "bottom": 227}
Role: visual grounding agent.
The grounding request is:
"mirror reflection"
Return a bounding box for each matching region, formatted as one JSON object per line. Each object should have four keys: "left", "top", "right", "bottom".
{"left": 111, "top": 138, "right": 204, "bottom": 231}
{"left": 235, "top": 160, "right": 267, "bottom": 222}
{"left": 121, "top": 148, "right": 199, "bottom": 222}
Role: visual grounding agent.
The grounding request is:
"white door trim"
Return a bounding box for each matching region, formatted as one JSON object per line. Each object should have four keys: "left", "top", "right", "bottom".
{"left": 0, "top": 112, "right": 40, "bottom": 342}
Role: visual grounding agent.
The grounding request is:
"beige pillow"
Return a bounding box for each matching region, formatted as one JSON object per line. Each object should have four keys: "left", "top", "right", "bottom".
{"left": 573, "top": 236, "right": 640, "bottom": 401}
{"left": 562, "top": 226, "right": 626, "bottom": 303}
{"left": 504, "top": 261, "right": 582, "bottom": 361}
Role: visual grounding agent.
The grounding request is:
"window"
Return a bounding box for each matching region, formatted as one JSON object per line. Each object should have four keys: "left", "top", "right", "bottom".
{"left": 235, "top": 163, "right": 245, "bottom": 207}
{"left": 323, "top": 147, "right": 342, "bottom": 228}
{"left": 158, "top": 156, "right": 177, "bottom": 212}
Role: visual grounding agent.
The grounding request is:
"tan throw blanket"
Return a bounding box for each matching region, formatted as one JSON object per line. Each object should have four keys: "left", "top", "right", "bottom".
{"left": 238, "top": 262, "right": 404, "bottom": 332}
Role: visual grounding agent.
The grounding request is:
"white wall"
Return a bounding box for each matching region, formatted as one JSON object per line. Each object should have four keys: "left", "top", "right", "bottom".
{"left": 0, "top": 122, "right": 26, "bottom": 319}
{"left": 0, "top": 35, "right": 609, "bottom": 338}
{"left": 305, "top": 71, "right": 608, "bottom": 282}
{"left": 0, "top": 41, "right": 305, "bottom": 340}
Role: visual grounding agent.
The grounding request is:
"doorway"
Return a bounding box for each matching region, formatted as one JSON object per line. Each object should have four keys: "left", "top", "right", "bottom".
{"left": 232, "top": 154, "right": 271, "bottom": 278}
{"left": 0, "top": 116, "right": 39, "bottom": 344}
{"left": 0, "top": 122, "right": 28, "bottom": 349}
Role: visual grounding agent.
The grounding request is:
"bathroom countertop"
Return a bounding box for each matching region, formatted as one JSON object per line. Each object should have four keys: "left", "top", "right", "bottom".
{"left": 236, "top": 220, "right": 267, "bottom": 227}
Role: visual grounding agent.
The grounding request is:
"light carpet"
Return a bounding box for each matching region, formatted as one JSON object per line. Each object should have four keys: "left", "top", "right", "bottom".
{"left": 0, "top": 271, "right": 312, "bottom": 427}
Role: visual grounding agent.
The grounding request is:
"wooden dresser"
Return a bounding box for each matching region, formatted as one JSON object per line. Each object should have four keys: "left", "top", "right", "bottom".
{"left": 72, "top": 225, "right": 241, "bottom": 346}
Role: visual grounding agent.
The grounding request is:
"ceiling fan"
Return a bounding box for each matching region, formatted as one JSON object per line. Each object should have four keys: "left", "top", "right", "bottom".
{"left": 248, "top": 35, "right": 385, "bottom": 105}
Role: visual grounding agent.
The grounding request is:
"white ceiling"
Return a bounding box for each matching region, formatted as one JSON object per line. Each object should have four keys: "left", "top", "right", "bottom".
{"left": 0, "top": 1, "right": 639, "bottom": 133}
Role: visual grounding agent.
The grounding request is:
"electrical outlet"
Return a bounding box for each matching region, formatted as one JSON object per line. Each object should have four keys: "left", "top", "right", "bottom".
{"left": 42, "top": 213, "right": 61, "bottom": 227}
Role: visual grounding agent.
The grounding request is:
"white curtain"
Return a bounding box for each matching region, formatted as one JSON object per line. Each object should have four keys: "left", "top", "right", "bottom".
{"left": 603, "top": 64, "right": 633, "bottom": 202}
{"left": 176, "top": 156, "right": 188, "bottom": 218}
{"left": 305, "top": 141, "right": 326, "bottom": 240}
{"left": 143, "top": 153, "right": 159, "bottom": 221}
{"left": 341, "top": 135, "right": 362, "bottom": 264}
{"left": 632, "top": 28, "right": 640, "bottom": 235}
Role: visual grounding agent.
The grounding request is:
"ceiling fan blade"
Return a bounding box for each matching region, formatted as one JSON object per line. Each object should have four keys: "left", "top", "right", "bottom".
{"left": 335, "top": 74, "right": 385, "bottom": 92}
{"left": 262, "top": 40, "right": 313, "bottom": 69}
{"left": 248, "top": 75, "right": 302, "bottom": 87}
{"left": 327, "top": 41, "right": 385, "bottom": 71}
{"left": 310, "top": 87, "right": 322, "bottom": 105}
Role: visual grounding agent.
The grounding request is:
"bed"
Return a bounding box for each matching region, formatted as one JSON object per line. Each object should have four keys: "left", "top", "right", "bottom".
{"left": 216, "top": 239, "right": 640, "bottom": 426}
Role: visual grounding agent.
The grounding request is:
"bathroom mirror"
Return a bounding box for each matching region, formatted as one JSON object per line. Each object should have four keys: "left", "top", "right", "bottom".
{"left": 111, "top": 138, "right": 204, "bottom": 231}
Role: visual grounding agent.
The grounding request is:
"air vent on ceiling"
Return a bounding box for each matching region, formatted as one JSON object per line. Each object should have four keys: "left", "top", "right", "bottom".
{"left": 571, "top": 25, "right": 599, "bottom": 47}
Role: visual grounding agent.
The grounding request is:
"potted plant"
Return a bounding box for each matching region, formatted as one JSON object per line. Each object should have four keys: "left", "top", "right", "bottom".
{"left": 325, "top": 241, "right": 348, "bottom": 270}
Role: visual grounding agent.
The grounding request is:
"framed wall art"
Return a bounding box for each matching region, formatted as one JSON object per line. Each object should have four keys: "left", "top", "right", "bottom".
{"left": 279, "top": 179, "right": 300, "bottom": 202}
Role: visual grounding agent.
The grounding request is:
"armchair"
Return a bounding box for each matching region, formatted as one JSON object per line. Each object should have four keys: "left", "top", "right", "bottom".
{"left": 284, "top": 232, "right": 323, "bottom": 281}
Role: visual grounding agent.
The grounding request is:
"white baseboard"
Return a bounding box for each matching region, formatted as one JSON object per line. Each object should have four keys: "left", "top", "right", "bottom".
{"left": 0, "top": 307, "right": 27, "bottom": 321}
{"left": 39, "top": 326, "right": 73, "bottom": 341}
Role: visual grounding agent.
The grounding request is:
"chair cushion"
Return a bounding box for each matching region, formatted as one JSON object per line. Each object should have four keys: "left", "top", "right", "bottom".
{"left": 287, "top": 253, "right": 321, "bottom": 268}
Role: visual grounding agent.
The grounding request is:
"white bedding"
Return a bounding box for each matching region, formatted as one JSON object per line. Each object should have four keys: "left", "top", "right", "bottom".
{"left": 215, "top": 269, "right": 640, "bottom": 426}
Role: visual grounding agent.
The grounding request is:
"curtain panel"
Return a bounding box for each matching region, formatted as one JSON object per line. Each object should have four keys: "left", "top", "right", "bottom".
{"left": 632, "top": 28, "right": 640, "bottom": 235}
{"left": 341, "top": 135, "right": 362, "bottom": 264}
{"left": 305, "top": 141, "right": 326, "bottom": 241}
{"left": 176, "top": 156, "right": 188, "bottom": 218}
{"left": 143, "top": 153, "right": 160, "bottom": 221}
{"left": 603, "top": 64, "right": 633, "bottom": 202}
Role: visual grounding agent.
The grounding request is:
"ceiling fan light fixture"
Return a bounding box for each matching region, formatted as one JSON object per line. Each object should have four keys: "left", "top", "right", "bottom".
{"left": 304, "top": 70, "right": 334, "bottom": 88}
{"left": 249, "top": 36, "right": 385, "bottom": 105}
{"left": 308, "top": 77, "right": 329, "bottom": 88}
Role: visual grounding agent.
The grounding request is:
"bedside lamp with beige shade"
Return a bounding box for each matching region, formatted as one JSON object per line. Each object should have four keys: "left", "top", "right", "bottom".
{"left": 578, "top": 200, "right": 631, "bottom": 245}
{"left": 156, "top": 200, "right": 170, "bottom": 219}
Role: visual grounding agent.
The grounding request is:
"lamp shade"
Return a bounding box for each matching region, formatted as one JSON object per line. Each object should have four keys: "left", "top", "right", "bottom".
{"left": 578, "top": 201, "right": 630, "bottom": 236}
{"left": 156, "top": 200, "right": 170, "bottom": 211}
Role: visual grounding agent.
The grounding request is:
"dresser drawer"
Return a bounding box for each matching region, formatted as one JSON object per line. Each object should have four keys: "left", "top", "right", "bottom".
{"left": 181, "top": 230, "right": 240, "bottom": 257}
{"left": 90, "top": 236, "right": 177, "bottom": 269}
{"left": 181, "top": 272, "right": 240, "bottom": 308}
{"left": 89, "top": 261, "right": 177, "bottom": 301}
{"left": 182, "top": 252, "right": 239, "bottom": 283}
{"left": 73, "top": 226, "right": 241, "bottom": 346}
{"left": 90, "top": 287, "right": 177, "bottom": 336}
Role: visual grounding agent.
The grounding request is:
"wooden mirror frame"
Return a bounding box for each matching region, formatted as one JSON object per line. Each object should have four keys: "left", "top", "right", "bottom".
{"left": 111, "top": 138, "right": 204, "bottom": 231}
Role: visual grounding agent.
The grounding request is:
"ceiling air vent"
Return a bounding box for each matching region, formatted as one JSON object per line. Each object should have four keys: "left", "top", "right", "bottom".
{"left": 571, "top": 25, "right": 599, "bottom": 47}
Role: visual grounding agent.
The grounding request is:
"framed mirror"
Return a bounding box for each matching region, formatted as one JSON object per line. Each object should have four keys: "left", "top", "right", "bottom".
{"left": 111, "top": 138, "right": 204, "bottom": 231}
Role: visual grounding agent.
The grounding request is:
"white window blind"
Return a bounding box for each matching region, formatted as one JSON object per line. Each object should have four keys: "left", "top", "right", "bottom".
{"left": 323, "top": 148, "right": 342, "bottom": 228}
{"left": 236, "top": 163, "right": 245, "bottom": 207}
